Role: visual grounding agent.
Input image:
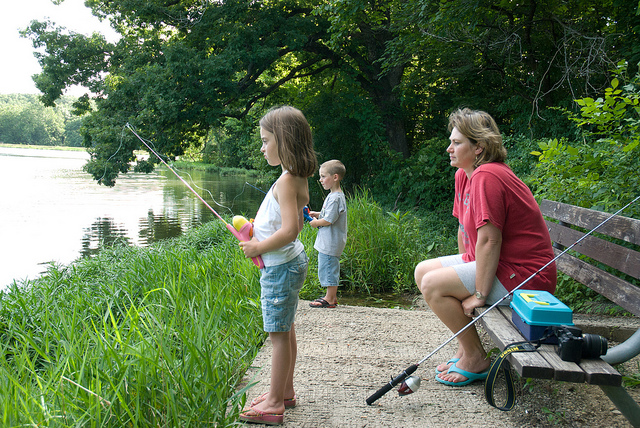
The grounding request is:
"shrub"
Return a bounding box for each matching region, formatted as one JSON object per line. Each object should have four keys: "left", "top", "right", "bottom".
{"left": 300, "top": 189, "right": 457, "bottom": 297}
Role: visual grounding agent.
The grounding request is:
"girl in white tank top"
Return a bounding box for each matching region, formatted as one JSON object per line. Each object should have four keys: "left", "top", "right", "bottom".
{"left": 238, "top": 106, "right": 318, "bottom": 425}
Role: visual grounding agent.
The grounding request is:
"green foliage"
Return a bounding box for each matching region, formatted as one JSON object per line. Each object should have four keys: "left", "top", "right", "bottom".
{"left": 552, "top": 273, "right": 603, "bottom": 313}
{"left": 21, "top": 0, "right": 640, "bottom": 194}
{"left": 367, "top": 137, "right": 454, "bottom": 212}
{"left": 0, "top": 94, "right": 69, "bottom": 146}
{"left": 303, "top": 189, "right": 457, "bottom": 296}
{"left": 0, "top": 221, "right": 263, "bottom": 426}
{"left": 621, "top": 361, "right": 640, "bottom": 388}
{"left": 389, "top": 0, "right": 640, "bottom": 140}
{"left": 529, "top": 61, "right": 640, "bottom": 217}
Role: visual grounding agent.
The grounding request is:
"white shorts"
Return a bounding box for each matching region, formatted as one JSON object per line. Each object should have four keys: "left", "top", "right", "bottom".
{"left": 438, "top": 254, "right": 511, "bottom": 306}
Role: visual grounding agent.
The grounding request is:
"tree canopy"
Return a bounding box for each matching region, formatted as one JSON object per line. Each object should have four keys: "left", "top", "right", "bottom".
{"left": 0, "top": 94, "right": 83, "bottom": 146}
{"left": 22, "top": 0, "right": 640, "bottom": 193}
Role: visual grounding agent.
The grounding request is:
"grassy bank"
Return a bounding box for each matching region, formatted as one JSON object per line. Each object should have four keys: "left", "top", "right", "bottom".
{"left": 0, "top": 143, "right": 86, "bottom": 151}
{"left": 171, "top": 160, "right": 262, "bottom": 178}
{"left": 0, "top": 192, "right": 455, "bottom": 426}
{"left": 0, "top": 222, "right": 264, "bottom": 426}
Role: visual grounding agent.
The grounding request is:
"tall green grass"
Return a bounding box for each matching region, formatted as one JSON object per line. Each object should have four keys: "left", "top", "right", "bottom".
{"left": 300, "top": 189, "right": 458, "bottom": 297}
{"left": 0, "top": 191, "right": 458, "bottom": 426}
{"left": 0, "top": 222, "right": 263, "bottom": 426}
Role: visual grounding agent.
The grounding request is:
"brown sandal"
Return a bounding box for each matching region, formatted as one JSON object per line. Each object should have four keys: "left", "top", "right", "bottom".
{"left": 239, "top": 406, "right": 284, "bottom": 425}
{"left": 309, "top": 297, "right": 337, "bottom": 308}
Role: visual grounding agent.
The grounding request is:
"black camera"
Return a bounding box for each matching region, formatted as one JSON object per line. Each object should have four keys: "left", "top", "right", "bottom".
{"left": 552, "top": 325, "right": 608, "bottom": 364}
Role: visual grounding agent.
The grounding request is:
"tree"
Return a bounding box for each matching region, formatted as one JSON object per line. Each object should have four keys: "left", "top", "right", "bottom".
{"left": 23, "top": 0, "right": 413, "bottom": 186}
{"left": 22, "top": 0, "right": 640, "bottom": 199}
{"left": 385, "top": 0, "right": 640, "bottom": 138}
{"left": 0, "top": 94, "right": 65, "bottom": 145}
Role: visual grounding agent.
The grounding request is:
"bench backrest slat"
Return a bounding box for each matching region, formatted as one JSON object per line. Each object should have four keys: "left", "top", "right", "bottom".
{"left": 554, "top": 250, "right": 640, "bottom": 317}
{"left": 541, "top": 199, "right": 640, "bottom": 317}
{"left": 546, "top": 221, "right": 640, "bottom": 279}
{"left": 541, "top": 199, "right": 640, "bottom": 246}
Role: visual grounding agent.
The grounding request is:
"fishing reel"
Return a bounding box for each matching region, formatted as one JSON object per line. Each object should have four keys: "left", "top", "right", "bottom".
{"left": 397, "top": 375, "right": 421, "bottom": 396}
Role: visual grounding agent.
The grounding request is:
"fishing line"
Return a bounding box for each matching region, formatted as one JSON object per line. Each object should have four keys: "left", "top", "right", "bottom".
{"left": 123, "top": 123, "right": 237, "bottom": 214}
{"left": 125, "top": 123, "right": 230, "bottom": 223}
{"left": 125, "top": 122, "right": 264, "bottom": 268}
{"left": 366, "top": 193, "right": 640, "bottom": 405}
{"left": 171, "top": 164, "right": 234, "bottom": 214}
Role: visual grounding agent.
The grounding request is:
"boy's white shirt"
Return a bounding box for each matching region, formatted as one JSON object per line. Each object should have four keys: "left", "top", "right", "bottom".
{"left": 314, "top": 190, "right": 347, "bottom": 257}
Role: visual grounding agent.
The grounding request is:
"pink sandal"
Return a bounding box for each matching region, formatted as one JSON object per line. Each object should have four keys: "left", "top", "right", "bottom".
{"left": 250, "top": 392, "right": 297, "bottom": 408}
{"left": 239, "top": 406, "right": 284, "bottom": 425}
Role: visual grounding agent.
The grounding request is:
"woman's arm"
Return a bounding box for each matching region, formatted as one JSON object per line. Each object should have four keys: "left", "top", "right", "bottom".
{"left": 461, "top": 221, "right": 502, "bottom": 316}
{"left": 457, "top": 225, "right": 465, "bottom": 254}
{"left": 473, "top": 221, "right": 502, "bottom": 299}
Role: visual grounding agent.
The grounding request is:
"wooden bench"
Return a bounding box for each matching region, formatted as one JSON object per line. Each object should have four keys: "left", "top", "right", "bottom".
{"left": 475, "top": 199, "right": 640, "bottom": 427}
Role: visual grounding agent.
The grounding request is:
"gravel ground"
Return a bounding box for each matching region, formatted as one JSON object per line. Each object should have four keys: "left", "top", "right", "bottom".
{"left": 240, "top": 299, "right": 640, "bottom": 427}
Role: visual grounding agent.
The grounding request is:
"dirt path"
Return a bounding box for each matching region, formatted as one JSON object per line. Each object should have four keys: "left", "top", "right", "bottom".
{"left": 240, "top": 300, "right": 640, "bottom": 427}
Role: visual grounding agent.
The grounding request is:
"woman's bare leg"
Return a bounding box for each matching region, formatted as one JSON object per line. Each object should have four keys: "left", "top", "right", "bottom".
{"left": 415, "top": 260, "right": 489, "bottom": 382}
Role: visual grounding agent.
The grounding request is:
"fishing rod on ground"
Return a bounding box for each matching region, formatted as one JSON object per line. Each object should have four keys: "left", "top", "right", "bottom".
{"left": 366, "top": 193, "right": 640, "bottom": 405}
{"left": 125, "top": 123, "right": 264, "bottom": 269}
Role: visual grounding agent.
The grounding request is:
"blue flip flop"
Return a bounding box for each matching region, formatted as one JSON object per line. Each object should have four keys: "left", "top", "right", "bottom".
{"left": 435, "top": 358, "right": 460, "bottom": 375}
{"left": 435, "top": 361, "right": 489, "bottom": 387}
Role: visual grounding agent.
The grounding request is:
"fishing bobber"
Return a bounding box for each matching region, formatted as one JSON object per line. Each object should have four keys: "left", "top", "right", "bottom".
{"left": 232, "top": 215, "right": 251, "bottom": 232}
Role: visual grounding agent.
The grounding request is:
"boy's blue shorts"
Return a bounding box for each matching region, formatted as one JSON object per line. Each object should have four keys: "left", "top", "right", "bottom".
{"left": 318, "top": 252, "right": 340, "bottom": 287}
{"left": 260, "top": 251, "right": 308, "bottom": 332}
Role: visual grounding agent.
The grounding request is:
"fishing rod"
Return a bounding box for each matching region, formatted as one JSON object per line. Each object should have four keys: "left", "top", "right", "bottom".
{"left": 366, "top": 193, "right": 640, "bottom": 405}
{"left": 126, "top": 123, "right": 264, "bottom": 269}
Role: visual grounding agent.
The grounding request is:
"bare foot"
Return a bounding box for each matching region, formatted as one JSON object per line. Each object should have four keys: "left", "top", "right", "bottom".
{"left": 437, "top": 357, "right": 490, "bottom": 384}
{"left": 436, "top": 357, "right": 460, "bottom": 373}
{"left": 244, "top": 397, "right": 285, "bottom": 417}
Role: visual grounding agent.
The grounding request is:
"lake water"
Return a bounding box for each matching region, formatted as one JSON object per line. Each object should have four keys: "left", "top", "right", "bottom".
{"left": 0, "top": 146, "right": 265, "bottom": 288}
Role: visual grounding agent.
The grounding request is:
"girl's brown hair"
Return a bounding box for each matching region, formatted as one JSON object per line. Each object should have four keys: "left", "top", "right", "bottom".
{"left": 448, "top": 108, "right": 507, "bottom": 167}
{"left": 260, "top": 106, "right": 318, "bottom": 177}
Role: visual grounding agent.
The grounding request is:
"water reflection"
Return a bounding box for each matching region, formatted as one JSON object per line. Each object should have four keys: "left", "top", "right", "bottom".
{"left": 138, "top": 209, "right": 184, "bottom": 245}
{"left": 80, "top": 217, "right": 131, "bottom": 258}
{"left": 0, "top": 146, "right": 264, "bottom": 288}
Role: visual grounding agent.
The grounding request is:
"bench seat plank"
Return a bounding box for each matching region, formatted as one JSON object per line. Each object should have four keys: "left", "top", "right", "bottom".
{"left": 475, "top": 306, "right": 554, "bottom": 379}
{"left": 477, "top": 307, "right": 622, "bottom": 386}
{"left": 580, "top": 358, "right": 622, "bottom": 386}
{"left": 536, "top": 345, "right": 585, "bottom": 383}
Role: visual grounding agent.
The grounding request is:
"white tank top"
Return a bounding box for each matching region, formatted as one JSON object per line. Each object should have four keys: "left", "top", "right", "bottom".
{"left": 252, "top": 175, "right": 304, "bottom": 266}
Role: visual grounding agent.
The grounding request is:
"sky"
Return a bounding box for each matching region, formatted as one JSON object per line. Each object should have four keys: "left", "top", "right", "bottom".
{"left": 1, "top": 0, "right": 119, "bottom": 96}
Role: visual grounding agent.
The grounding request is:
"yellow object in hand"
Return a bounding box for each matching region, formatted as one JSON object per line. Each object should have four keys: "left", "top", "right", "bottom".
{"left": 232, "top": 215, "right": 249, "bottom": 232}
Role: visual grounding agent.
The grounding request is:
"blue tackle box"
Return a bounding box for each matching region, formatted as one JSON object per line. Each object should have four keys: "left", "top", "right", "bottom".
{"left": 510, "top": 290, "right": 574, "bottom": 344}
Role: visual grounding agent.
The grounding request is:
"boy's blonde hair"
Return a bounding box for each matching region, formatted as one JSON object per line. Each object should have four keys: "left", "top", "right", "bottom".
{"left": 447, "top": 108, "right": 507, "bottom": 168}
{"left": 259, "top": 106, "right": 318, "bottom": 178}
{"left": 320, "top": 159, "right": 346, "bottom": 180}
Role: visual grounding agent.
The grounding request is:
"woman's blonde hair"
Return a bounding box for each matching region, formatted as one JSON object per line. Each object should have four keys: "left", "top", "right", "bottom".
{"left": 448, "top": 108, "right": 507, "bottom": 167}
{"left": 260, "top": 106, "right": 318, "bottom": 177}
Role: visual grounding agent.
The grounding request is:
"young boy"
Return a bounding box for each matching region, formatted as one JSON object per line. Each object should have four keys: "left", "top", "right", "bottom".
{"left": 308, "top": 160, "right": 347, "bottom": 308}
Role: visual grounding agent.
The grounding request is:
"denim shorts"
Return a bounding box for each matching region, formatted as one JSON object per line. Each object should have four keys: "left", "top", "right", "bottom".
{"left": 438, "top": 254, "right": 511, "bottom": 306}
{"left": 260, "top": 251, "right": 309, "bottom": 332}
{"left": 318, "top": 252, "right": 340, "bottom": 288}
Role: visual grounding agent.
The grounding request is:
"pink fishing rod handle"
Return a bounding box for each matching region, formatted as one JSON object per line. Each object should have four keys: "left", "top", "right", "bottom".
{"left": 226, "top": 223, "right": 265, "bottom": 269}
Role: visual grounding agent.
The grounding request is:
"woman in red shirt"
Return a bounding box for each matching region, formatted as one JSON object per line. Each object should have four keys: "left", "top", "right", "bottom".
{"left": 415, "top": 108, "right": 556, "bottom": 386}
